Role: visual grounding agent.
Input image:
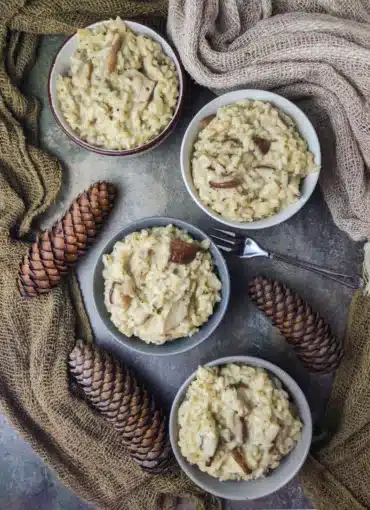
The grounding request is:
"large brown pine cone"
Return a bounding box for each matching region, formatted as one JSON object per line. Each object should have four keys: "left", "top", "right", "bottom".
{"left": 18, "top": 181, "right": 116, "bottom": 297}
{"left": 69, "top": 339, "right": 172, "bottom": 473}
{"left": 248, "top": 276, "right": 343, "bottom": 374}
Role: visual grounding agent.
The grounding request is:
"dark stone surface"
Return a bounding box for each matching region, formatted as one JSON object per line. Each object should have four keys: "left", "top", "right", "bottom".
{"left": 0, "top": 34, "right": 362, "bottom": 509}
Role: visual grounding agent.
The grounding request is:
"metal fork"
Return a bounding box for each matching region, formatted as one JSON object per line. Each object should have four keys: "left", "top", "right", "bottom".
{"left": 210, "top": 228, "right": 363, "bottom": 290}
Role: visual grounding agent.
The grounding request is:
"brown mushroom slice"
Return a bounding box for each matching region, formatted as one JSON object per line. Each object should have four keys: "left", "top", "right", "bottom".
{"left": 109, "top": 282, "right": 119, "bottom": 304}
{"left": 253, "top": 136, "right": 271, "bottom": 155}
{"left": 107, "top": 33, "right": 122, "bottom": 73}
{"left": 200, "top": 115, "right": 216, "bottom": 129}
{"left": 231, "top": 447, "right": 251, "bottom": 475}
{"left": 122, "top": 294, "right": 132, "bottom": 310}
{"left": 169, "top": 239, "right": 201, "bottom": 264}
{"left": 86, "top": 62, "right": 93, "bottom": 81}
{"left": 109, "top": 282, "right": 131, "bottom": 310}
{"left": 239, "top": 382, "right": 252, "bottom": 391}
{"left": 209, "top": 178, "right": 242, "bottom": 189}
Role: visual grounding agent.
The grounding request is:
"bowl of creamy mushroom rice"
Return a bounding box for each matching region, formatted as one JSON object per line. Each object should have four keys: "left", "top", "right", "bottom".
{"left": 49, "top": 18, "right": 184, "bottom": 156}
{"left": 181, "top": 90, "right": 321, "bottom": 229}
{"left": 93, "top": 217, "right": 230, "bottom": 356}
{"left": 170, "top": 356, "right": 312, "bottom": 500}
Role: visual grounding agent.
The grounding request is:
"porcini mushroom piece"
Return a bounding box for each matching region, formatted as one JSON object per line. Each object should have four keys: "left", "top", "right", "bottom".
{"left": 209, "top": 178, "right": 242, "bottom": 189}
{"left": 122, "top": 294, "right": 132, "bottom": 310}
{"left": 169, "top": 239, "right": 201, "bottom": 264}
{"left": 109, "top": 282, "right": 119, "bottom": 304}
{"left": 109, "top": 282, "right": 131, "bottom": 310}
{"left": 253, "top": 136, "right": 271, "bottom": 155}
{"left": 200, "top": 115, "right": 216, "bottom": 129}
{"left": 231, "top": 447, "right": 251, "bottom": 474}
{"left": 107, "top": 33, "right": 122, "bottom": 73}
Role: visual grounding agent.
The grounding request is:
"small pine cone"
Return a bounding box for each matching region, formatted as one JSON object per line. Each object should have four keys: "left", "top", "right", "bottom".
{"left": 18, "top": 243, "right": 63, "bottom": 297}
{"left": 18, "top": 182, "right": 116, "bottom": 297}
{"left": 248, "top": 276, "right": 343, "bottom": 374}
{"left": 69, "top": 340, "right": 171, "bottom": 473}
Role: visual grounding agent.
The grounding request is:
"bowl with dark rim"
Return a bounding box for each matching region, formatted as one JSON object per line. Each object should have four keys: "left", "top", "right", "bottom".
{"left": 48, "top": 20, "right": 185, "bottom": 157}
{"left": 93, "top": 217, "right": 230, "bottom": 355}
{"left": 170, "top": 355, "right": 312, "bottom": 500}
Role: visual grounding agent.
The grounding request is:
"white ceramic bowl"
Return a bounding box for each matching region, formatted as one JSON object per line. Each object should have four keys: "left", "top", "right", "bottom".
{"left": 170, "top": 356, "right": 312, "bottom": 500}
{"left": 181, "top": 90, "right": 321, "bottom": 229}
{"left": 49, "top": 20, "right": 185, "bottom": 157}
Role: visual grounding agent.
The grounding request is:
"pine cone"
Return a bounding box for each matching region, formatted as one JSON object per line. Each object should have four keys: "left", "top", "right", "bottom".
{"left": 18, "top": 182, "right": 116, "bottom": 297}
{"left": 69, "top": 339, "right": 172, "bottom": 473}
{"left": 248, "top": 276, "right": 343, "bottom": 374}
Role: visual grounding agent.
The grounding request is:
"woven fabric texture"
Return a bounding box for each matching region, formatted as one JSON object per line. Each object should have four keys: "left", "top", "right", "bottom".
{"left": 168, "top": 0, "right": 370, "bottom": 242}
{"left": 0, "top": 2, "right": 219, "bottom": 509}
{"left": 300, "top": 290, "right": 370, "bottom": 510}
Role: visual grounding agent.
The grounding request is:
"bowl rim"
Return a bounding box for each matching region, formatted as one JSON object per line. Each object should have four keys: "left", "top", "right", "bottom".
{"left": 180, "top": 89, "right": 321, "bottom": 230}
{"left": 92, "top": 216, "right": 231, "bottom": 356}
{"left": 169, "top": 355, "right": 313, "bottom": 500}
{"left": 48, "top": 19, "right": 185, "bottom": 156}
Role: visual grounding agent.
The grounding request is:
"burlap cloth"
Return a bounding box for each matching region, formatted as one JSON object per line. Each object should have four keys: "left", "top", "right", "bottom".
{"left": 0, "top": 2, "right": 220, "bottom": 509}
{"left": 167, "top": 1, "right": 370, "bottom": 509}
{"left": 1, "top": 1, "right": 370, "bottom": 510}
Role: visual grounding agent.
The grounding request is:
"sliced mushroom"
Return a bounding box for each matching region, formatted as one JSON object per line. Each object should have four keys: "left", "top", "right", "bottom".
{"left": 86, "top": 62, "right": 93, "bottom": 80}
{"left": 199, "top": 417, "right": 220, "bottom": 467}
{"left": 107, "top": 33, "right": 122, "bottom": 73}
{"left": 121, "top": 277, "right": 135, "bottom": 297}
{"left": 209, "top": 178, "right": 242, "bottom": 189}
{"left": 232, "top": 415, "right": 246, "bottom": 445}
{"left": 122, "top": 294, "right": 132, "bottom": 310}
{"left": 231, "top": 447, "right": 251, "bottom": 475}
{"left": 109, "top": 282, "right": 119, "bottom": 304}
{"left": 205, "top": 438, "right": 220, "bottom": 467}
{"left": 169, "top": 239, "right": 201, "bottom": 264}
{"left": 200, "top": 115, "right": 216, "bottom": 129}
{"left": 256, "top": 165, "right": 276, "bottom": 170}
{"left": 253, "top": 136, "right": 271, "bottom": 155}
{"left": 109, "top": 282, "right": 131, "bottom": 310}
{"left": 124, "top": 70, "right": 155, "bottom": 103}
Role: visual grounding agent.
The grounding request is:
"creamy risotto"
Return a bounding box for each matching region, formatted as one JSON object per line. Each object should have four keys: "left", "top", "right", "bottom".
{"left": 56, "top": 18, "right": 179, "bottom": 150}
{"left": 103, "top": 226, "right": 221, "bottom": 344}
{"left": 178, "top": 364, "right": 303, "bottom": 481}
{"left": 192, "top": 100, "right": 319, "bottom": 222}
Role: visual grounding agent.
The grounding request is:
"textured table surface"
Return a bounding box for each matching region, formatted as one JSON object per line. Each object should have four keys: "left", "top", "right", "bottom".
{"left": 0, "top": 35, "right": 363, "bottom": 510}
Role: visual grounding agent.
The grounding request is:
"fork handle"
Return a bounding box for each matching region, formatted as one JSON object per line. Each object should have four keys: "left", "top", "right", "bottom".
{"left": 269, "top": 252, "right": 363, "bottom": 290}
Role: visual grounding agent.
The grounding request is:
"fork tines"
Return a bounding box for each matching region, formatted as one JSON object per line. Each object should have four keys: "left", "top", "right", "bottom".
{"left": 210, "top": 228, "right": 240, "bottom": 253}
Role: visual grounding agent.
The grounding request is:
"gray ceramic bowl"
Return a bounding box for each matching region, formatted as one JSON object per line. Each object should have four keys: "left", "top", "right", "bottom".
{"left": 169, "top": 356, "right": 312, "bottom": 500}
{"left": 93, "top": 217, "right": 230, "bottom": 356}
